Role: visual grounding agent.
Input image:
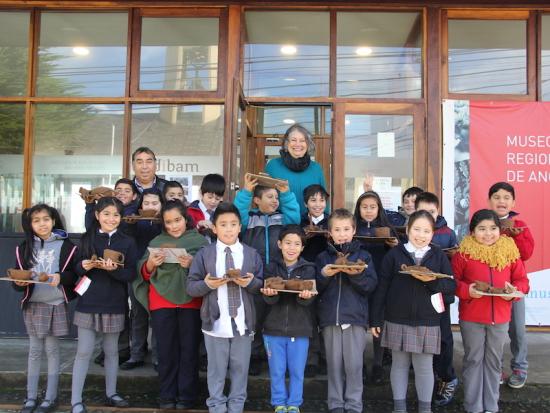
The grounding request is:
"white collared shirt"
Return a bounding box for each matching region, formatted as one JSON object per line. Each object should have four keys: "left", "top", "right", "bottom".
{"left": 203, "top": 240, "right": 247, "bottom": 338}
{"left": 198, "top": 200, "right": 212, "bottom": 221}
{"left": 311, "top": 214, "right": 325, "bottom": 225}
{"left": 404, "top": 242, "right": 431, "bottom": 263}
{"left": 98, "top": 229, "right": 118, "bottom": 237}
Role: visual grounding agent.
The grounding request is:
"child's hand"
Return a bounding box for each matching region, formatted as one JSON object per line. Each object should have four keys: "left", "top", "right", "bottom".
{"left": 82, "top": 260, "right": 95, "bottom": 271}
{"left": 49, "top": 273, "right": 60, "bottom": 287}
{"left": 178, "top": 255, "right": 193, "bottom": 269}
{"left": 468, "top": 283, "right": 483, "bottom": 299}
{"left": 146, "top": 252, "right": 166, "bottom": 272}
{"left": 101, "top": 258, "right": 117, "bottom": 271}
{"left": 205, "top": 274, "right": 228, "bottom": 289}
{"left": 507, "top": 227, "right": 523, "bottom": 237}
{"left": 298, "top": 289, "right": 314, "bottom": 299}
{"left": 232, "top": 273, "right": 254, "bottom": 288}
{"left": 197, "top": 220, "right": 213, "bottom": 230}
{"left": 14, "top": 280, "right": 30, "bottom": 287}
{"left": 371, "top": 327, "right": 381, "bottom": 338}
{"left": 385, "top": 237, "right": 399, "bottom": 248}
{"left": 275, "top": 181, "right": 289, "bottom": 193}
{"left": 322, "top": 265, "right": 340, "bottom": 277}
{"left": 261, "top": 287, "right": 278, "bottom": 296}
{"left": 343, "top": 267, "right": 364, "bottom": 276}
{"left": 244, "top": 173, "right": 259, "bottom": 192}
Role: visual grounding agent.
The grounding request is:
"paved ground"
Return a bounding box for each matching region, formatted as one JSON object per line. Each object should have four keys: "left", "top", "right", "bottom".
{"left": 1, "top": 332, "right": 550, "bottom": 412}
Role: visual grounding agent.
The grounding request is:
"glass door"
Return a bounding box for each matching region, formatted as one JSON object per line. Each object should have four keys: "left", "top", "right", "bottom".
{"left": 332, "top": 102, "right": 425, "bottom": 211}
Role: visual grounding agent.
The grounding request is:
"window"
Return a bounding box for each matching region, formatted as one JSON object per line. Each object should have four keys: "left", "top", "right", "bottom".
{"left": 448, "top": 19, "right": 527, "bottom": 94}
{"left": 541, "top": 15, "right": 550, "bottom": 100}
{"left": 139, "top": 17, "right": 219, "bottom": 91}
{"left": 131, "top": 104, "right": 224, "bottom": 200}
{"left": 37, "top": 12, "right": 128, "bottom": 97}
{"left": 0, "top": 104, "right": 25, "bottom": 232}
{"left": 0, "top": 11, "right": 30, "bottom": 96}
{"left": 337, "top": 12, "right": 422, "bottom": 98}
{"left": 32, "top": 104, "right": 124, "bottom": 232}
{"left": 244, "top": 11, "right": 330, "bottom": 97}
{"left": 344, "top": 114, "right": 413, "bottom": 211}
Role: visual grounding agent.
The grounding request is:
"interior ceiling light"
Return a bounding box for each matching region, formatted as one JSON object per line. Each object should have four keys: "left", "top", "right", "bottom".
{"left": 283, "top": 118, "right": 296, "bottom": 124}
{"left": 73, "top": 46, "right": 90, "bottom": 56}
{"left": 281, "top": 45, "right": 297, "bottom": 55}
{"left": 355, "top": 47, "right": 373, "bottom": 56}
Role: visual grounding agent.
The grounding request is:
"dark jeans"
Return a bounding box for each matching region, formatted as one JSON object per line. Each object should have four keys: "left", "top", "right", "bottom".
{"left": 151, "top": 307, "right": 201, "bottom": 402}
{"left": 433, "top": 306, "right": 456, "bottom": 381}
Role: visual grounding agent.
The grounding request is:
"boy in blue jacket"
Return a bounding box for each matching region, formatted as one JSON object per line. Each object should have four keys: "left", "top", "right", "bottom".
{"left": 316, "top": 208, "right": 378, "bottom": 413}
{"left": 234, "top": 173, "right": 301, "bottom": 376}
{"left": 415, "top": 191, "right": 459, "bottom": 407}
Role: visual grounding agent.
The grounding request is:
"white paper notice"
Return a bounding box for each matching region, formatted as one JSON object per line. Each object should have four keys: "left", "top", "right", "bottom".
{"left": 377, "top": 132, "right": 395, "bottom": 158}
{"left": 74, "top": 276, "right": 91, "bottom": 296}
{"left": 372, "top": 176, "right": 392, "bottom": 192}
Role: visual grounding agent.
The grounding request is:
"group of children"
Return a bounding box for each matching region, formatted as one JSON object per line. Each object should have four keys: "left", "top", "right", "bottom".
{"left": 13, "top": 170, "right": 534, "bottom": 413}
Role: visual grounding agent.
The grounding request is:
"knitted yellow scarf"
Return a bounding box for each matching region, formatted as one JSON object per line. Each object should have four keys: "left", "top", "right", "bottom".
{"left": 458, "top": 235, "right": 520, "bottom": 270}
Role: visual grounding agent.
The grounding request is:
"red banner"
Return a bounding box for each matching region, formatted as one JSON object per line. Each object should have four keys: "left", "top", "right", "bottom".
{"left": 469, "top": 101, "right": 549, "bottom": 273}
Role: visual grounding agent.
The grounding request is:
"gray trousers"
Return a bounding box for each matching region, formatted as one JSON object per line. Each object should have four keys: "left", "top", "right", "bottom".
{"left": 509, "top": 298, "right": 528, "bottom": 372}
{"left": 323, "top": 325, "right": 367, "bottom": 412}
{"left": 129, "top": 286, "right": 152, "bottom": 362}
{"left": 71, "top": 327, "right": 120, "bottom": 405}
{"left": 391, "top": 350, "right": 434, "bottom": 412}
{"left": 460, "top": 320, "right": 508, "bottom": 413}
{"left": 203, "top": 333, "right": 252, "bottom": 413}
{"left": 27, "top": 336, "right": 59, "bottom": 401}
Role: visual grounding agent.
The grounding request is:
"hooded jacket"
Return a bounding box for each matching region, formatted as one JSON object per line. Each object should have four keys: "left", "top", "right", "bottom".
{"left": 370, "top": 244, "right": 455, "bottom": 328}
{"left": 263, "top": 257, "right": 316, "bottom": 337}
{"left": 234, "top": 188, "right": 301, "bottom": 265}
{"left": 315, "top": 241, "right": 378, "bottom": 328}
{"left": 13, "top": 230, "right": 79, "bottom": 309}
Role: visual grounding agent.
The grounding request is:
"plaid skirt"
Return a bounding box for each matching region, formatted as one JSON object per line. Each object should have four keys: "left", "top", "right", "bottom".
{"left": 73, "top": 311, "right": 125, "bottom": 334}
{"left": 23, "top": 302, "right": 69, "bottom": 338}
{"left": 381, "top": 321, "right": 441, "bottom": 355}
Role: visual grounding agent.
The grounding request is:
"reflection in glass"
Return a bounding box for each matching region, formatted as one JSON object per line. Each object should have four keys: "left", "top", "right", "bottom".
{"left": 0, "top": 104, "right": 25, "bottom": 232}
{"left": 337, "top": 12, "right": 422, "bottom": 98}
{"left": 32, "top": 104, "right": 124, "bottom": 232}
{"left": 37, "top": 12, "right": 128, "bottom": 97}
{"left": 541, "top": 16, "right": 550, "bottom": 100}
{"left": 244, "top": 11, "right": 329, "bottom": 97}
{"left": 131, "top": 104, "right": 224, "bottom": 200}
{"left": 256, "top": 106, "right": 330, "bottom": 135}
{"left": 448, "top": 19, "right": 526, "bottom": 94}
{"left": 345, "top": 114, "right": 413, "bottom": 211}
{"left": 140, "top": 18, "right": 219, "bottom": 91}
{"left": 0, "top": 12, "right": 29, "bottom": 96}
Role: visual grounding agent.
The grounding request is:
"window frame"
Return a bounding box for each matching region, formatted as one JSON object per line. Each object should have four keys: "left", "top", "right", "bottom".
{"left": 442, "top": 9, "right": 536, "bottom": 101}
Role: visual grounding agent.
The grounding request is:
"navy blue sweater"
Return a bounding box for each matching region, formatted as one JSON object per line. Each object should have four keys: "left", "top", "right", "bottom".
{"left": 75, "top": 230, "right": 137, "bottom": 314}
{"left": 315, "top": 241, "right": 378, "bottom": 328}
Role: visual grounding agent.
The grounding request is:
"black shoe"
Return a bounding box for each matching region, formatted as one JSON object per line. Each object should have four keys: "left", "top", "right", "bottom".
{"left": 248, "top": 360, "right": 262, "bottom": 376}
{"left": 304, "top": 364, "right": 317, "bottom": 378}
{"left": 434, "top": 377, "right": 458, "bottom": 406}
{"left": 159, "top": 399, "right": 176, "bottom": 410}
{"left": 35, "top": 399, "right": 57, "bottom": 413}
{"left": 70, "top": 402, "right": 87, "bottom": 413}
{"left": 176, "top": 399, "right": 196, "bottom": 409}
{"left": 20, "top": 398, "right": 38, "bottom": 413}
{"left": 118, "top": 350, "right": 131, "bottom": 365}
{"left": 120, "top": 359, "right": 144, "bottom": 370}
{"left": 105, "top": 394, "right": 129, "bottom": 408}
{"left": 371, "top": 364, "right": 384, "bottom": 385}
{"left": 94, "top": 351, "right": 105, "bottom": 366}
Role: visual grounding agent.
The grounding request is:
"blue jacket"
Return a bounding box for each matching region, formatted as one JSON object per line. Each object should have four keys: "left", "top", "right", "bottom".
{"left": 356, "top": 219, "right": 398, "bottom": 275}
{"left": 300, "top": 214, "right": 329, "bottom": 263}
{"left": 431, "top": 216, "right": 458, "bottom": 250}
{"left": 265, "top": 157, "right": 327, "bottom": 216}
{"left": 315, "top": 241, "right": 378, "bottom": 328}
{"left": 386, "top": 208, "right": 407, "bottom": 227}
{"left": 234, "top": 189, "right": 300, "bottom": 265}
{"left": 135, "top": 219, "right": 162, "bottom": 260}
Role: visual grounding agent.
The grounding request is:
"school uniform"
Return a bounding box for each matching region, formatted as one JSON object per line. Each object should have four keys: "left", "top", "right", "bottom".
{"left": 315, "top": 241, "right": 377, "bottom": 413}
{"left": 452, "top": 235, "right": 529, "bottom": 413}
{"left": 187, "top": 241, "right": 263, "bottom": 413}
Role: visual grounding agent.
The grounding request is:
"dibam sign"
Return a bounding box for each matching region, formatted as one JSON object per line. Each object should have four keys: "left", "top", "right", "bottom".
{"left": 443, "top": 100, "right": 550, "bottom": 326}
